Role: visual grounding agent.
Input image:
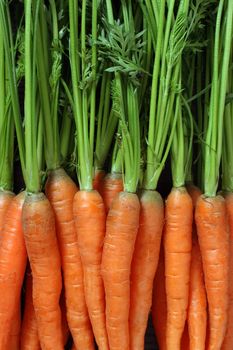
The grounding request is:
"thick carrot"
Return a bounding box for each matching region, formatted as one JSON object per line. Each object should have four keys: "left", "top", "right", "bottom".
{"left": 73, "top": 189, "right": 108, "bottom": 350}
{"left": 164, "top": 187, "right": 193, "bottom": 350}
{"left": 101, "top": 191, "right": 140, "bottom": 350}
{"left": 195, "top": 195, "right": 229, "bottom": 350}
{"left": 218, "top": 192, "right": 233, "bottom": 350}
{"left": 101, "top": 173, "right": 123, "bottom": 212}
{"left": 45, "top": 168, "right": 94, "bottom": 349}
{"left": 93, "top": 169, "right": 105, "bottom": 193}
{"left": 152, "top": 244, "right": 166, "bottom": 350}
{"left": 188, "top": 233, "right": 207, "bottom": 350}
{"left": 0, "top": 191, "right": 14, "bottom": 232}
{"left": 7, "top": 305, "right": 21, "bottom": 350}
{"left": 0, "top": 191, "right": 27, "bottom": 348}
{"left": 129, "top": 190, "right": 164, "bottom": 349}
{"left": 22, "top": 193, "right": 63, "bottom": 349}
{"left": 20, "top": 272, "right": 40, "bottom": 350}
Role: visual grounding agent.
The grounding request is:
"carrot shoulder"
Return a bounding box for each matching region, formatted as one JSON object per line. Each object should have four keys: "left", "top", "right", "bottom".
{"left": 45, "top": 168, "right": 94, "bottom": 350}
{"left": 195, "top": 195, "right": 229, "bottom": 350}
{"left": 101, "top": 173, "right": 123, "bottom": 212}
{"left": 0, "top": 191, "right": 27, "bottom": 348}
{"left": 73, "top": 189, "right": 108, "bottom": 350}
{"left": 101, "top": 191, "right": 140, "bottom": 350}
{"left": 164, "top": 186, "right": 193, "bottom": 350}
{"left": 129, "top": 190, "right": 164, "bottom": 349}
{"left": 22, "top": 193, "right": 63, "bottom": 349}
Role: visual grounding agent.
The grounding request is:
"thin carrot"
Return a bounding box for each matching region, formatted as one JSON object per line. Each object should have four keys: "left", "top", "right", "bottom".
{"left": 93, "top": 169, "right": 106, "bottom": 194}
{"left": 45, "top": 168, "right": 94, "bottom": 350}
{"left": 101, "top": 191, "right": 140, "bottom": 350}
{"left": 129, "top": 190, "right": 164, "bottom": 349}
{"left": 164, "top": 187, "right": 193, "bottom": 350}
{"left": 73, "top": 189, "right": 108, "bottom": 350}
{"left": 0, "top": 192, "right": 27, "bottom": 348}
{"left": 188, "top": 232, "right": 207, "bottom": 350}
{"left": 20, "top": 272, "right": 40, "bottom": 350}
{"left": 7, "top": 304, "right": 21, "bottom": 350}
{"left": 101, "top": 172, "right": 123, "bottom": 212}
{"left": 152, "top": 245, "right": 166, "bottom": 350}
{"left": 195, "top": 195, "right": 229, "bottom": 350}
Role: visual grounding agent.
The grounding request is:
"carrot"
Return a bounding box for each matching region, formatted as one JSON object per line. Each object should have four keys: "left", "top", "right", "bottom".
{"left": 187, "top": 233, "right": 207, "bottom": 350}
{"left": 93, "top": 169, "right": 105, "bottom": 193}
{"left": 101, "top": 192, "right": 140, "bottom": 350}
{"left": 129, "top": 190, "right": 164, "bottom": 349}
{"left": 20, "top": 272, "right": 40, "bottom": 350}
{"left": 22, "top": 193, "right": 63, "bottom": 349}
{"left": 195, "top": 195, "right": 229, "bottom": 350}
{"left": 0, "top": 191, "right": 14, "bottom": 231}
{"left": 45, "top": 168, "right": 95, "bottom": 349}
{"left": 187, "top": 183, "right": 202, "bottom": 207}
{"left": 73, "top": 189, "right": 108, "bottom": 350}
{"left": 0, "top": 191, "right": 27, "bottom": 348}
{"left": 152, "top": 245, "right": 167, "bottom": 350}
{"left": 101, "top": 173, "right": 123, "bottom": 212}
{"left": 221, "top": 192, "right": 233, "bottom": 349}
{"left": 164, "top": 187, "right": 193, "bottom": 350}
{"left": 181, "top": 322, "right": 189, "bottom": 350}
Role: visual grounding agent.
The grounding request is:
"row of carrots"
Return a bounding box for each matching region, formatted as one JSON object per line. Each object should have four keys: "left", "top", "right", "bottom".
{"left": 0, "top": 0, "right": 233, "bottom": 349}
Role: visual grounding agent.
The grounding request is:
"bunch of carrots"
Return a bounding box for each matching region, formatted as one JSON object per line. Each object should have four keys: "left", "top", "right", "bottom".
{"left": 0, "top": 0, "right": 233, "bottom": 350}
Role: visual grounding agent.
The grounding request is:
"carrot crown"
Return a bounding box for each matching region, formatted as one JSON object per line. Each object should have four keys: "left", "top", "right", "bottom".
{"left": 204, "top": 0, "right": 233, "bottom": 197}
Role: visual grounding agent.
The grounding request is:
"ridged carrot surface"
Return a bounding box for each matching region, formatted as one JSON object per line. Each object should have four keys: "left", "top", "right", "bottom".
{"left": 22, "top": 193, "right": 63, "bottom": 349}
{"left": 45, "top": 168, "right": 94, "bottom": 350}
{"left": 195, "top": 195, "right": 229, "bottom": 350}
{"left": 101, "top": 191, "right": 140, "bottom": 350}
{"left": 0, "top": 192, "right": 27, "bottom": 348}
{"left": 129, "top": 190, "right": 164, "bottom": 349}
{"left": 101, "top": 173, "right": 123, "bottom": 212}
{"left": 222, "top": 192, "right": 233, "bottom": 349}
{"left": 73, "top": 189, "right": 108, "bottom": 350}
{"left": 164, "top": 187, "right": 193, "bottom": 350}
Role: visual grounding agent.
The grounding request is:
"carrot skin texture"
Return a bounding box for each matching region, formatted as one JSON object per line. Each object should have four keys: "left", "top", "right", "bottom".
{"left": 45, "top": 169, "right": 94, "bottom": 350}
{"left": 188, "top": 233, "right": 207, "bottom": 350}
{"left": 0, "top": 191, "right": 15, "bottom": 232}
{"left": 152, "top": 245, "right": 167, "bottom": 350}
{"left": 101, "top": 191, "right": 140, "bottom": 350}
{"left": 129, "top": 190, "right": 164, "bottom": 349}
{"left": 102, "top": 173, "right": 123, "bottom": 212}
{"left": 20, "top": 272, "right": 41, "bottom": 350}
{"left": 73, "top": 189, "right": 109, "bottom": 350}
{"left": 164, "top": 187, "right": 193, "bottom": 350}
{"left": 195, "top": 195, "right": 229, "bottom": 350}
{"left": 0, "top": 191, "right": 27, "bottom": 348}
{"left": 22, "top": 193, "right": 63, "bottom": 350}
{"left": 222, "top": 192, "right": 233, "bottom": 349}
{"left": 7, "top": 303, "right": 21, "bottom": 350}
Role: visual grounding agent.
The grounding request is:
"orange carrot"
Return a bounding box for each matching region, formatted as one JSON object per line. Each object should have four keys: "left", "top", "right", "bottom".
{"left": 152, "top": 244, "right": 166, "bottom": 350}
{"left": 186, "top": 183, "right": 202, "bottom": 207}
{"left": 129, "top": 190, "right": 164, "bottom": 349}
{"left": 45, "top": 168, "right": 94, "bottom": 349}
{"left": 164, "top": 187, "right": 193, "bottom": 350}
{"left": 93, "top": 169, "right": 105, "bottom": 193}
{"left": 22, "top": 193, "right": 63, "bottom": 349}
{"left": 195, "top": 195, "right": 229, "bottom": 350}
{"left": 101, "top": 191, "right": 140, "bottom": 350}
{"left": 0, "top": 191, "right": 14, "bottom": 232}
{"left": 0, "top": 191, "right": 27, "bottom": 348}
{"left": 188, "top": 233, "right": 207, "bottom": 350}
{"left": 7, "top": 304, "right": 21, "bottom": 350}
{"left": 101, "top": 173, "right": 123, "bottom": 212}
{"left": 218, "top": 192, "right": 233, "bottom": 350}
{"left": 20, "top": 272, "right": 40, "bottom": 350}
{"left": 73, "top": 189, "right": 108, "bottom": 350}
